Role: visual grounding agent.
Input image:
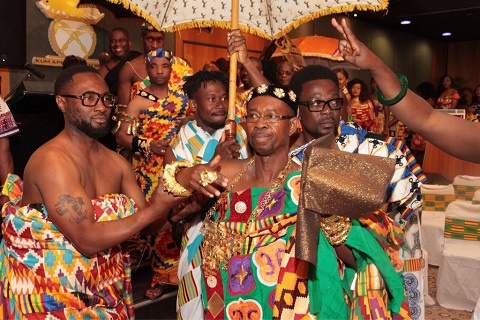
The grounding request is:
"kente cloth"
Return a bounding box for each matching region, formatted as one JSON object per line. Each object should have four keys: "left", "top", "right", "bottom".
{"left": 0, "top": 97, "right": 19, "bottom": 139}
{"left": 173, "top": 120, "right": 249, "bottom": 320}
{"left": 201, "top": 171, "right": 302, "bottom": 320}
{"left": 349, "top": 98, "right": 375, "bottom": 131}
{"left": 132, "top": 87, "right": 189, "bottom": 293}
{"left": 0, "top": 175, "right": 137, "bottom": 320}
{"left": 171, "top": 120, "right": 249, "bottom": 164}
{"left": 105, "top": 50, "right": 142, "bottom": 95}
{"left": 132, "top": 88, "right": 191, "bottom": 203}
{"left": 199, "top": 171, "right": 405, "bottom": 320}
{"left": 131, "top": 59, "right": 192, "bottom": 295}
{"left": 234, "top": 87, "right": 253, "bottom": 123}
{"left": 289, "top": 122, "right": 426, "bottom": 319}
{"left": 436, "top": 92, "right": 461, "bottom": 109}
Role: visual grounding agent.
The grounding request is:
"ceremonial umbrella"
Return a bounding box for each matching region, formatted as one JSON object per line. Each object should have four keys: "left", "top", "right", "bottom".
{"left": 103, "top": 0, "right": 387, "bottom": 128}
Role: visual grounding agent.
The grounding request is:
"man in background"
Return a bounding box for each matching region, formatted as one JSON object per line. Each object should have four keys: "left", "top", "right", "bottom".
{"left": 165, "top": 70, "right": 249, "bottom": 319}
{"left": 98, "top": 27, "right": 141, "bottom": 96}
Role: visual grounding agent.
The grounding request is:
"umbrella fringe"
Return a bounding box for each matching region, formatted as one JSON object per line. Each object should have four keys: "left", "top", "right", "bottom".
{"left": 104, "top": 0, "right": 388, "bottom": 40}
{"left": 274, "top": 1, "right": 389, "bottom": 39}
{"left": 105, "top": 0, "right": 163, "bottom": 31}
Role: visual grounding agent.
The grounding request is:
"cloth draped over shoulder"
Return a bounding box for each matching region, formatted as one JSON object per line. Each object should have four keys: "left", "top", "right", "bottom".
{"left": 131, "top": 58, "right": 193, "bottom": 203}
{"left": 171, "top": 120, "right": 249, "bottom": 164}
{"left": 173, "top": 120, "right": 249, "bottom": 320}
{"left": 0, "top": 174, "right": 137, "bottom": 320}
{"left": 288, "top": 122, "right": 426, "bottom": 319}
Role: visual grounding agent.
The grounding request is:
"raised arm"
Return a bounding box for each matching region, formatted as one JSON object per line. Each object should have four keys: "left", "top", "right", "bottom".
{"left": 332, "top": 18, "right": 480, "bottom": 163}
{"left": 227, "top": 29, "right": 269, "bottom": 87}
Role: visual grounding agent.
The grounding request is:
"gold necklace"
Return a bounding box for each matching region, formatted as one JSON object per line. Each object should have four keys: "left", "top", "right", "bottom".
{"left": 201, "top": 157, "right": 292, "bottom": 282}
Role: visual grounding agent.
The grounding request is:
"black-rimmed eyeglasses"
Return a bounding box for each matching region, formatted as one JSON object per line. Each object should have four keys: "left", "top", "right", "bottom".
{"left": 298, "top": 98, "right": 343, "bottom": 112}
{"left": 245, "top": 113, "right": 294, "bottom": 123}
{"left": 59, "top": 92, "right": 116, "bottom": 108}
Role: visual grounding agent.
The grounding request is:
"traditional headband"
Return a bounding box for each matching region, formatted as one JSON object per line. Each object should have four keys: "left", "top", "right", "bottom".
{"left": 140, "top": 22, "right": 157, "bottom": 36}
{"left": 145, "top": 48, "right": 173, "bottom": 65}
{"left": 247, "top": 84, "right": 298, "bottom": 112}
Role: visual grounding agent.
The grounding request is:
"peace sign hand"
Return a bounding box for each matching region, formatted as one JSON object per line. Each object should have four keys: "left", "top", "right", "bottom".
{"left": 331, "top": 18, "right": 380, "bottom": 70}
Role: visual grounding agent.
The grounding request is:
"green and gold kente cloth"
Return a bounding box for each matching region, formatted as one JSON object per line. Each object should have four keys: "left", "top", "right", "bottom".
{"left": 0, "top": 175, "right": 137, "bottom": 319}
{"left": 200, "top": 171, "right": 404, "bottom": 320}
{"left": 444, "top": 217, "right": 480, "bottom": 241}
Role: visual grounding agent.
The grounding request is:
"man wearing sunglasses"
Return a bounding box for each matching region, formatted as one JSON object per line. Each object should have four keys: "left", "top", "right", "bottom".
{"left": 0, "top": 65, "right": 191, "bottom": 318}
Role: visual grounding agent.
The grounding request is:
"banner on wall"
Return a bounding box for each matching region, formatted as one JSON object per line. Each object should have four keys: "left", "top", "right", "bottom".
{"left": 34, "top": 0, "right": 103, "bottom": 67}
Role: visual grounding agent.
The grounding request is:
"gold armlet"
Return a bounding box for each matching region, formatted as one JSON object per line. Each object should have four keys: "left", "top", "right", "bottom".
{"left": 112, "top": 111, "right": 139, "bottom": 136}
{"left": 163, "top": 160, "right": 194, "bottom": 197}
{"left": 319, "top": 215, "right": 352, "bottom": 246}
{"left": 132, "top": 136, "right": 152, "bottom": 155}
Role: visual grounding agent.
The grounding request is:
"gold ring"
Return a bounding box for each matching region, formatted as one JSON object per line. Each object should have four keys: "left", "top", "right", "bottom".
{"left": 200, "top": 170, "right": 218, "bottom": 187}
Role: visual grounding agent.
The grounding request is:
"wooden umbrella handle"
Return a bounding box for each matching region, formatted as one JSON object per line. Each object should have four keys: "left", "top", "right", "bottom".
{"left": 226, "top": 0, "right": 239, "bottom": 140}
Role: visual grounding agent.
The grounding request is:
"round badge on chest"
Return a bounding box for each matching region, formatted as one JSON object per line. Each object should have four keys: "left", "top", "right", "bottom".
{"left": 234, "top": 201, "right": 247, "bottom": 214}
{"left": 207, "top": 275, "right": 217, "bottom": 288}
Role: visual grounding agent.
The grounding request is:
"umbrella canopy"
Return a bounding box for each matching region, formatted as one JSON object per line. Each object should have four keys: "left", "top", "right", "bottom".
{"left": 271, "top": 35, "right": 358, "bottom": 69}
{"left": 78, "top": 0, "right": 140, "bottom": 19}
{"left": 104, "top": 0, "right": 388, "bottom": 40}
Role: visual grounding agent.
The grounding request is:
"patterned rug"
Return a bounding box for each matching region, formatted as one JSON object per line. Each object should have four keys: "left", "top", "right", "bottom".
{"left": 426, "top": 266, "right": 473, "bottom": 319}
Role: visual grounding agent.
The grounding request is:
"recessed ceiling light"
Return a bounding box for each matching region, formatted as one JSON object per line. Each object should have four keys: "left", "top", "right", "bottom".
{"left": 400, "top": 20, "right": 411, "bottom": 25}
{"left": 442, "top": 32, "right": 452, "bottom": 36}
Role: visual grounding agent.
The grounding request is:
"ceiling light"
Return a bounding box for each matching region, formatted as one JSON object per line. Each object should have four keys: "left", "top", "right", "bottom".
{"left": 353, "top": 13, "right": 358, "bottom": 17}
{"left": 442, "top": 32, "right": 452, "bottom": 37}
{"left": 400, "top": 20, "right": 411, "bottom": 25}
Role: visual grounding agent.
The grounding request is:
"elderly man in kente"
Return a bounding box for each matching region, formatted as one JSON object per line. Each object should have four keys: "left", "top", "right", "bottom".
{"left": 164, "top": 70, "right": 250, "bottom": 319}
{"left": 114, "top": 48, "right": 192, "bottom": 299}
{"left": 0, "top": 65, "right": 188, "bottom": 319}
{"left": 162, "top": 83, "right": 411, "bottom": 319}
{"left": 288, "top": 65, "right": 426, "bottom": 317}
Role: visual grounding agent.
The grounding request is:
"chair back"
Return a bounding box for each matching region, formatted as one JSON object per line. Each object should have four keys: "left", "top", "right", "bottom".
{"left": 444, "top": 200, "right": 480, "bottom": 242}
{"left": 453, "top": 175, "right": 480, "bottom": 201}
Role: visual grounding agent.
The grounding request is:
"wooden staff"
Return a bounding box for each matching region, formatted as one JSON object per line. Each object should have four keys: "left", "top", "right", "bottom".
{"left": 225, "top": 0, "right": 239, "bottom": 140}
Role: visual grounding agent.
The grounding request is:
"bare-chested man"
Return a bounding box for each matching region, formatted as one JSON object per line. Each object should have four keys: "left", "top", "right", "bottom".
{"left": 0, "top": 65, "right": 187, "bottom": 318}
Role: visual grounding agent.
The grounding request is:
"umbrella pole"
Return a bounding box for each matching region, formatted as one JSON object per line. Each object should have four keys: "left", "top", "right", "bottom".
{"left": 225, "top": 0, "right": 239, "bottom": 140}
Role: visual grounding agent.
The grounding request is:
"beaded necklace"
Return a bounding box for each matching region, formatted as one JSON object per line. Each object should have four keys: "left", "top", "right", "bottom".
{"left": 201, "top": 156, "right": 292, "bottom": 280}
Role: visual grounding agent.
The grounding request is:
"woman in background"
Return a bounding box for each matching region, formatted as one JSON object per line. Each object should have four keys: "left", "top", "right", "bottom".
{"left": 347, "top": 78, "right": 375, "bottom": 131}
{"left": 435, "top": 74, "right": 460, "bottom": 109}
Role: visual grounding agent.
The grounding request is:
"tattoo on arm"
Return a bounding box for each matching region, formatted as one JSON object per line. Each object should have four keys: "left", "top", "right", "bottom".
{"left": 55, "top": 194, "right": 88, "bottom": 223}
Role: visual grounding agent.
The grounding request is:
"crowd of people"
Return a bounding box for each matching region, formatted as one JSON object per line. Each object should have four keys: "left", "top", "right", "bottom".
{"left": 1, "top": 16, "right": 480, "bottom": 320}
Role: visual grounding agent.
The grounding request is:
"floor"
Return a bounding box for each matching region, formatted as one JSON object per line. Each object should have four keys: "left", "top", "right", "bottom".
{"left": 425, "top": 266, "right": 473, "bottom": 320}
{"left": 131, "top": 264, "right": 177, "bottom": 320}
{"left": 131, "top": 263, "right": 475, "bottom": 319}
